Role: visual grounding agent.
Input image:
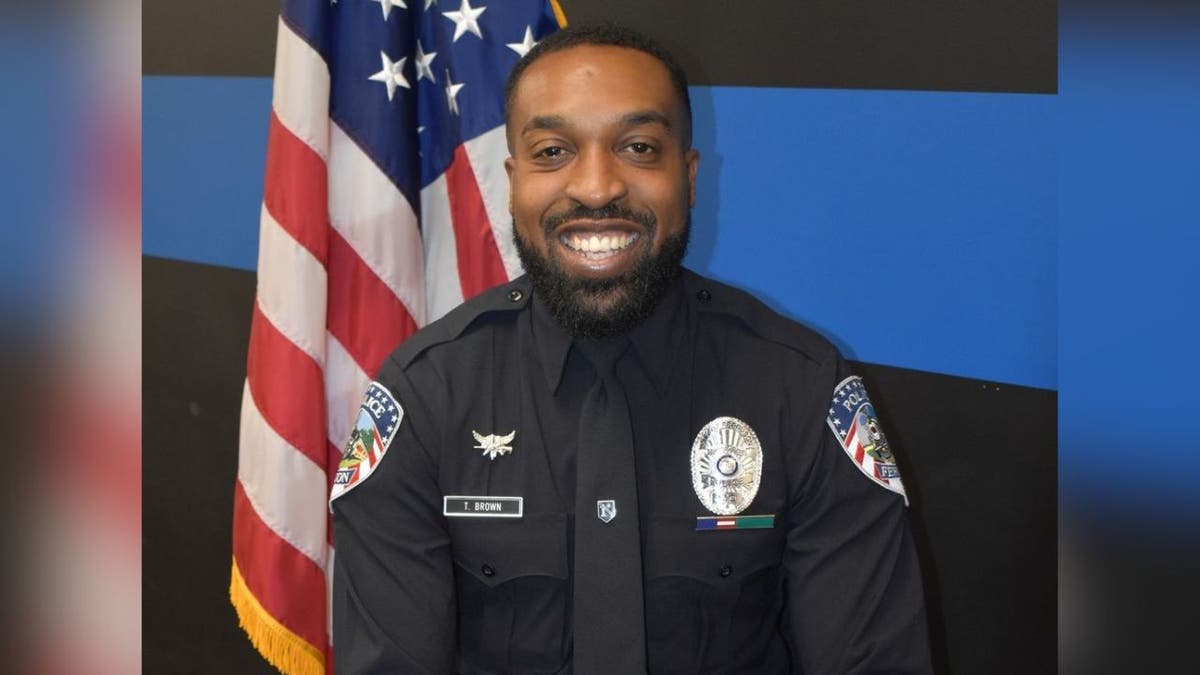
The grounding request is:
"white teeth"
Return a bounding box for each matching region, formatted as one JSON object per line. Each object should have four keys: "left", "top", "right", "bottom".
{"left": 561, "top": 232, "right": 640, "bottom": 255}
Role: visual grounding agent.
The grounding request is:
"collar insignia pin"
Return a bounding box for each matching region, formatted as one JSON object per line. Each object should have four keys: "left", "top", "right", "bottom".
{"left": 596, "top": 499, "right": 617, "bottom": 523}
{"left": 473, "top": 430, "right": 516, "bottom": 460}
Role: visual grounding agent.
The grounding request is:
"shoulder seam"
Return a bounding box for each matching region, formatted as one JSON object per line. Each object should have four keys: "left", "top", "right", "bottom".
{"left": 390, "top": 277, "right": 531, "bottom": 370}
{"left": 684, "top": 271, "right": 838, "bottom": 366}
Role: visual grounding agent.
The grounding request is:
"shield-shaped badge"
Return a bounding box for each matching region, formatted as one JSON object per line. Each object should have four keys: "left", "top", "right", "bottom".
{"left": 596, "top": 499, "right": 617, "bottom": 523}
{"left": 690, "top": 416, "right": 764, "bottom": 515}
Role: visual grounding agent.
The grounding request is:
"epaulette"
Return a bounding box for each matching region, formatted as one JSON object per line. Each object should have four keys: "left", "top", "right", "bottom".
{"left": 390, "top": 276, "right": 533, "bottom": 369}
{"left": 681, "top": 270, "right": 838, "bottom": 366}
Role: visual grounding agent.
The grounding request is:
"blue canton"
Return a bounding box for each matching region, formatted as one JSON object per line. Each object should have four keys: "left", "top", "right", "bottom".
{"left": 284, "top": 0, "right": 560, "bottom": 210}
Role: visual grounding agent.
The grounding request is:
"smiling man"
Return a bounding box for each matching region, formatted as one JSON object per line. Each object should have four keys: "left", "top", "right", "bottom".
{"left": 332, "top": 24, "right": 932, "bottom": 674}
{"left": 505, "top": 38, "right": 698, "bottom": 339}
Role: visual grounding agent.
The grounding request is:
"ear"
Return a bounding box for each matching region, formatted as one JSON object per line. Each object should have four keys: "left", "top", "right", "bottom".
{"left": 504, "top": 156, "right": 516, "bottom": 213}
{"left": 685, "top": 149, "right": 700, "bottom": 207}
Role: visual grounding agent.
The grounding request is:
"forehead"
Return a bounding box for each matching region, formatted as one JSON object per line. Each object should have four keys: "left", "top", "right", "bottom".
{"left": 509, "top": 45, "right": 682, "bottom": 128}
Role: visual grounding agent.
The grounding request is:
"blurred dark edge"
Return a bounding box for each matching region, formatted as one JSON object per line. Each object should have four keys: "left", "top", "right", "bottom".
{"left": 1058, "top": 0, "right": 1200, "bottom": 673}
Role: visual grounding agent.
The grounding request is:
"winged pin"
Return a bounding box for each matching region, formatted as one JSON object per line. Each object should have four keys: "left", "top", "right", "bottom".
{"left": 473, "top": 430, "right": 516, "bottom": 460}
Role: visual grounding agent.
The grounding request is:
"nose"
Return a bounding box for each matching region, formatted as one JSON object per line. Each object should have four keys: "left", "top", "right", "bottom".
{"left": 564, "top": 147, "right": 628, "bottom": 209}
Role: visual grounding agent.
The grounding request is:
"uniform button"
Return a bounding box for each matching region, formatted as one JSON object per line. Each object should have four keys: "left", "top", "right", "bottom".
{"left": 696, "top": 289, "right": 712, "bottom": 304}
{"left": 481, "top": 564, "right": 495, "bottom": 577}
{"left": 507, "top": 288, "right": 524, "bottom": 303}
{"left": 718, "top": 565, "right": 733, "bottom": 578}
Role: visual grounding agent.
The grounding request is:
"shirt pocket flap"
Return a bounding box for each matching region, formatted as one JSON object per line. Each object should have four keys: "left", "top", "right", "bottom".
{"left": 450, "top": 513, "right": 568, "bottom": 588}
{"left": 645, "top": 515, "right": 782, "bottom": 584}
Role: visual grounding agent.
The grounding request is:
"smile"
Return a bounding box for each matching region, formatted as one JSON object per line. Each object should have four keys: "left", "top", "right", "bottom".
{"left": 560, "top": 232, "right": 641, "bottom": 259}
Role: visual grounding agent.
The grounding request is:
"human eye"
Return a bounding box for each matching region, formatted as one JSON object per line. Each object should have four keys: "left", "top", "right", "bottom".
{"left": 619, "top": 139, "right": 661, "bottom": 162}
{"left": 530, "top": 142, "right": 572, "bottom": 164}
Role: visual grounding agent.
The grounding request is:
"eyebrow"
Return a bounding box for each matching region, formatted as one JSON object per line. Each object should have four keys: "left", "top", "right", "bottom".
{"left": 619, "top": 110, "right": 672, "bottom": 132}
{"left": 520, "top": 110, "right": 674, "bottom": 136}
{"left": 522, "top": 115, "right": 567, "bottom": 136}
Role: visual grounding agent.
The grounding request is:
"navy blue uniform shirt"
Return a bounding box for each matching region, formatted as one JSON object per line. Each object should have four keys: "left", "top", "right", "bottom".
{"left": 331, "top": 269, "right": 932, "bottom": 674}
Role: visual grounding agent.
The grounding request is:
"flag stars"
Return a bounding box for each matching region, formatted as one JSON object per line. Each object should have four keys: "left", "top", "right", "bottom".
{"left": 369, "top": 51, "right": 410, "bottom": 101}
{"left": 506, "top": 26, "right": 537, "bottom": 57}
{"left": 371, "top": 0, "right": 407, "bottom": 21}
{"left": 415, "top": 40, "right": 437, "bottom": 83}
{"left": 444, "top": 68, "right": 465, "bottom": 114}
{"left": 443, "top": 0, "right": 486, "bottom": 42}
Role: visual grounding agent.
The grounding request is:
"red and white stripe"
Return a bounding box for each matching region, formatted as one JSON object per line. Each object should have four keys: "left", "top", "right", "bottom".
{"left": 233, "top": 16, "right": 516, "bottom": 670}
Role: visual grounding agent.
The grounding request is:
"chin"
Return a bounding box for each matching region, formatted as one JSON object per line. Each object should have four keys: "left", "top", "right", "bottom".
{"left": 513, "top": 220, "right": 690, "bottom": 339}
{"left": 569, "top": 283, "right": 635, "bottom": 322}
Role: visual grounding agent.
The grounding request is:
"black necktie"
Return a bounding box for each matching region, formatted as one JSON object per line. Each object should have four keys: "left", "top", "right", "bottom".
{"left": 573, "top": 339, "right": 647, "bottom": 674}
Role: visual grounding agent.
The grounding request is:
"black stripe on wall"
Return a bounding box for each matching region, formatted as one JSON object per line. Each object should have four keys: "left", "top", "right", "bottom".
{"left": 143, "top": 255, "right": 1054, "bottom": 674}
{"left": 144, "top": 0, "right": 280, "bottom": 79}
{"left": 849, "top": 360, "right": 1056, "bottom": 675}
{"left": 558, "top": 0, "right": 1056, "bottom": 94}
{"left": 143, "top": 257, "right": 271, "bottom": 674}
{"left": 144, "top": 0, "right": 1055, "bottom": 94}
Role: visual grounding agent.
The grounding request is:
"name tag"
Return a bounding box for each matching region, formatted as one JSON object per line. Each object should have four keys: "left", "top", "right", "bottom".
{"left": 443, "top": 496, "right": 524, "bottom": 518}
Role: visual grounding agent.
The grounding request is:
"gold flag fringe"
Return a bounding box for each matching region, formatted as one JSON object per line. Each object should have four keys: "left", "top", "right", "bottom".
{"left": 230, "top": 558, "right": 325, "bottom": 675}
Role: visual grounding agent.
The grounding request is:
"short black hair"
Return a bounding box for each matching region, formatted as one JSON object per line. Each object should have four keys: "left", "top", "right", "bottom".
{"left": 504, "top": 23, "right": 693, "bottom": 147}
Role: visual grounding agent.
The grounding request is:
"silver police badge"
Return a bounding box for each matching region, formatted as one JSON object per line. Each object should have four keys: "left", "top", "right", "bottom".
{"left": 690, "top": 416, "right": 763, "bottom": 515}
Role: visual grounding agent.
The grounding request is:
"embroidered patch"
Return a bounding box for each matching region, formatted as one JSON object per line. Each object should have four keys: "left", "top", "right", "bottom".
{"left": 826, "top": 376, "right": 907, "bottom": 500}
{"left": 330, "top": 381, "right": 403, "bottom": 504}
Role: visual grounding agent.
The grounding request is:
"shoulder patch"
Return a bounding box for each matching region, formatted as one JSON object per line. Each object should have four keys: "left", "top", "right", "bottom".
{"left": 826, "top": 376, "right": 907, "bottom": 502}
{"left": 330, "top": 381, "right": 403, "bottom": 504}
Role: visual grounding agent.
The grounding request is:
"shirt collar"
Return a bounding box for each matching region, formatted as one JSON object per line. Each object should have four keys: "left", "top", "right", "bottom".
{"left": 529, "top": 274, "right": 687, "bottom": 398}
{"left": 529, "top": 292, "right": 574, "bottom": 394}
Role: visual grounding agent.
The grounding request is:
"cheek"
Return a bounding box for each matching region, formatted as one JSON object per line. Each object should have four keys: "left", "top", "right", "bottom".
{"left": 640, "top": 177, "right": 691, "bottom": 223}
{"left": 510, "top": 174, "right": 556, "bottom": 218}
{"left": 510, "top": 191, "right": 551, "bottom": 247}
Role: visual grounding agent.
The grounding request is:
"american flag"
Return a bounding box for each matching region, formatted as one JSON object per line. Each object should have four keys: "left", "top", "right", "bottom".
{"left": 230, "top": 1, "right": 565, "bottom": 673}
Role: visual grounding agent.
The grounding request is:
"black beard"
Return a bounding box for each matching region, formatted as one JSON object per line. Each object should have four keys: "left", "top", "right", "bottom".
{"left": 513, "top": 206, "right": 689, "bottom": 339}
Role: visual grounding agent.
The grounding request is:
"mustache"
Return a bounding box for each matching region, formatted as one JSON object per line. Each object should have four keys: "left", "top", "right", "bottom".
{"left": 541, "top": 202, "right": 656, "bottom": 234}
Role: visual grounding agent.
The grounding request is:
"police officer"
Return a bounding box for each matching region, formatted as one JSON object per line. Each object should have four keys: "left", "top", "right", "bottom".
{"left": 332, "top": 24, "right": 932, "bottom": 674}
